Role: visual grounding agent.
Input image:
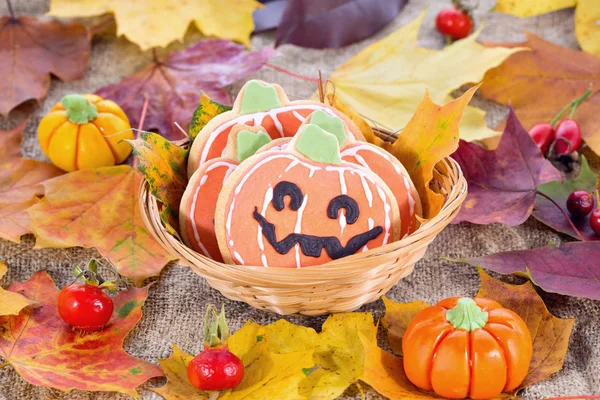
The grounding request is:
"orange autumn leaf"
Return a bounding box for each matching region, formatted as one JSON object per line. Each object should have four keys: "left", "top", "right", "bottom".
{"left": 0, "top": 262, "right": 36, "bottom": 316}
{"left": 480, "top": 33, "right": 600, "bottom": 155}
{"left": 369, "top": 269, "right": 574, "bottom": 398}
{"left": 0, "top": 121, "right": 63, "bottom": 242}
{"left": 389, "top": 86, "right": 478, "bottom": 218}
{"left": 27, "top": 166, "right": 175, "bottom": 282}
{"left": 476, "top": 268, "right": 575, "bottom": 389}
{"left": 0, "top": 271, "right": 163, "bottom": 395}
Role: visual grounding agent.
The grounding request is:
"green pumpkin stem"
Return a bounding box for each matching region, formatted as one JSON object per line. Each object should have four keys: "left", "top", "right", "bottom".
{"left": 62, "top": 94, "right": 98, "bottom": 124}
{"left": 445, "top": 297, "right": 488, "bottom": 331}
{"left": 203, "top": 304, "right": 229, "bottom": 348}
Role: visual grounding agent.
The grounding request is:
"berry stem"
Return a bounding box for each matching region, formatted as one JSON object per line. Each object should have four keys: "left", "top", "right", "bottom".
{"left": 264, "top": 62, "right": 320, "bottom": 83}
{"left": 536, "top": 191, "right": 586, "bottom": 241}
{"left": 550, "top": 88, "right": 592, "bottom": 126}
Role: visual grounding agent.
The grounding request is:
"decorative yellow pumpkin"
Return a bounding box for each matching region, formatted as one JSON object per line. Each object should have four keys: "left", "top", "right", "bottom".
{"left": 38, "top": 94, "right": 133, "bottom": 172}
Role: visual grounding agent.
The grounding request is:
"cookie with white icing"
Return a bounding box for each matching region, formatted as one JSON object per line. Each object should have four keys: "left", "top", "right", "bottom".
{"left": 215, "top": 123, "right": 400, "bottom": 268}
{"left": 180, "top": 125, "right": 271, "bottom": 260}
{"left": 187, "top": 79, "right": 365, "bottom": 177}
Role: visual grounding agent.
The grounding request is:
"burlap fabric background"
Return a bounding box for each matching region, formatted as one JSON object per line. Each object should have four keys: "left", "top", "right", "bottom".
{"left": 1, "top": 0, "right": 599, "bottom": 399}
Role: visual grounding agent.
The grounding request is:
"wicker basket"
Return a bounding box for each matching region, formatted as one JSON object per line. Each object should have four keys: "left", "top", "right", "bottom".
{"left": 139, "top": 133, "right": 467, "bottom": 316}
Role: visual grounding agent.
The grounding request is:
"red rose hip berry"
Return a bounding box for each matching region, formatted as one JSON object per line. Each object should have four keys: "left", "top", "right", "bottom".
{"left": 436, "top": 8, "right": 473, "bottom": 40}
{"left": 590, "top": 209, "right": 600, "bottom": 236}
{"left": 58, "top": 282, "right": 114, "bottom": 331}
{"left": 187, "top": 305, "right": 245, "bottom": 391}
{"left": 566, "top": 190, "right": 594, "bottom": 217}
{"left": 554, "top": 119, "right": 582, "bottom": 155}
{"left": 529, "top": 123, "right": 554, "bottom": 155}
{"left": 187, "top": 345, "right": 244, "bottom": 390}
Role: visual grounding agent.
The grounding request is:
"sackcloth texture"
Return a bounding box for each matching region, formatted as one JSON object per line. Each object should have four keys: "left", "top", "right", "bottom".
{"left": 0, "top": 0, "right": 598, "bottom": 399}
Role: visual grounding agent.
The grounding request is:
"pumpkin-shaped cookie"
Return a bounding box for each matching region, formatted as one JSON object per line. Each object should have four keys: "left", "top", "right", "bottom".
{"left": 180, "top": 125, "right": 271, "bottom": 261}
{"left": 187, "top": 80, "right": 364, "bottom": 177}
{"left": 258, "top": 110, "right": 422, "bottom": 237}
{"left": 215, "top": 123, "right": 400, "bottom": 268}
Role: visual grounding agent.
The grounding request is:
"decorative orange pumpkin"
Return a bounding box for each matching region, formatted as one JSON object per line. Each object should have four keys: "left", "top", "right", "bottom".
{"left": 215, "top": 123, "right": 400, "bottom": 268}
{"left": 38, "top": 94, "right": 132, "bottom": 172}
{"left": 403, "top": 297, "right": 532, "bottom": 399}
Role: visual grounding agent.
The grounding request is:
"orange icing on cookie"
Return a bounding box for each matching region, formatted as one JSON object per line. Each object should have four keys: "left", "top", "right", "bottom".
{"left": 180, "top": 125, "right": 271, "bottom": 260}
{"left": 215, "top": 125, "right": 400, "bottom": 268}
{"left": 187, "top": 80, "right": 364, "bottom": 177}
{"left": 341, "top": 142, "right": 422, "bottom": 237}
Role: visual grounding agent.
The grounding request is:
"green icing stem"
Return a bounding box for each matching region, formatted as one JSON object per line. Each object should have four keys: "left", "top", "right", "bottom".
{"left": 236, "top": 130, "right": 271, "bottom": 161}
{"left": 240, "top": 80, "right": 282, "bottom": 114}
{"left": 445, "top": 297, "right": 489, "bottom": 331}
{"left": 295, "top": 124, "right": 341, "bottom": 164}
{"left": 61, "top": 94, "right": 98, "bottom": 124}
{"left": 308, "top": 110, "right": 347, "bottom": 146}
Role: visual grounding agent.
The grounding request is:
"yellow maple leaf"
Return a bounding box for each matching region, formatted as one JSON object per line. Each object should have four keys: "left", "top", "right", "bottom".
{"left": 47, "top": 0, "right": 261, "bottom": 50}
{"left": 0, "top": 262, "right": 36, "bottom": 316}
{"left": 494, "top": 0, "right": 576, "bottom": 17}
{"left": 328, "top": 12, "right": 524, "bottom": 142}
{"left": 575, "top": 0, "right": 600, "bottom": 58}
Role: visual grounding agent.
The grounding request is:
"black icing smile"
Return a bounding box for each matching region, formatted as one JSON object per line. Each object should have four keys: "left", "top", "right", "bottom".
{"left": 252, "top": 181, "right": 384, "bottom": 260}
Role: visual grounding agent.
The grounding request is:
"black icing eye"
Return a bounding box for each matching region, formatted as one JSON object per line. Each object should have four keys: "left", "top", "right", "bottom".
{"left": 272, "top": 181, "right": 304, "bottom": 211}
{"left": 327, "top": 195, "right": 359, "bottom": 224}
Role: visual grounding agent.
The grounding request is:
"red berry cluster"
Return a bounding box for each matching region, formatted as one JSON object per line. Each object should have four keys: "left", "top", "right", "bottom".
{"left": 529, "top": 88, "right": 592, "bottom": 158}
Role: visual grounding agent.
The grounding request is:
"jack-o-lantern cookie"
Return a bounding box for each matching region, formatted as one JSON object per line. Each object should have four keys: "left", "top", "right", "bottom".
{"left": 180, "top": 125, "right": 271, "bottom": 261}
{"left": 215, "top": 124, "right": 400, "bottom": 268}
{"left": 257, "top": 110, "right": 423, "bottom": 237}
{"left": 187, "top": 80, "right": 365, "bottom": 177}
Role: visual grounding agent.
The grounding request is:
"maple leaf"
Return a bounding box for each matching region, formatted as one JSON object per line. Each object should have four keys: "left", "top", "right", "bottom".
{"left": 449, "top": 242, "right": 600, "bottom": 300}
{"left": 0, "top": 262, "right": 36, "bottom": 316}
{"left": 368, "top": 269, "right": 574, "bottom": 398}
{"left": 480, "top": 33, "right": 600, "bottom": 155}
{"left": 452, "top": 108, "right": 562, "bottom": 225}
{"left": 0, "top": 122, "right": 63, "bottom": 242}
{"left": 493, "top": 0, "right": 599, "bottom": 58}
{"left": 327, "top": 12, "right": 523, "bottom": 142}
{"left": 381, "top": 297, "right": 428, "bottom": 356}
{"left": 152, "top": 320, "right": 317, "bottom": 399}
{"left": 476, "top": 269, "right": 575, "bottom": 389}
{"left": 189, "top": 93, "right": 232, "bottom": 140}
{"left": 27, "top": 166, "right": 175, "bottom": 283}
{"left": 299, "top": 313, "right": 377, "bottom": 399}
{"left": 0, "top": 271, "right": 163, "bottom": 395}
{"left": 389, "top": 86, "right": 478, "bottom": 218}
{"left": 0, "top": 15, "right": 90, "bottom": 116}
{"left": 129, "top": 132, "right": 188, "bottom": 231}
{"left": 534, "top": 156, "right": 599, "bottom": 241}
{"left": 96, "top": 40, "right": 275, "bottom": 140}
{"left": 275, "top": 0, "right": 408, "bottom": 48}
{"left": 48, "top": 0, "right": 261, "bottom": 50}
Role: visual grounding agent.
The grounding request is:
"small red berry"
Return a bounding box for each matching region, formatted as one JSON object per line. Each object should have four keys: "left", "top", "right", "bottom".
{"left": 566, "top": 190, "right": 594, "bottom": 217}
{"left": 436, "top": 8, "right": 473, "bottom": 40}
{"left": 554, "top": 119, "right": 582, "bottom": 155}
{"left": 187, "top": 345, "right": 244, "bottom": 390}
{"left": 590, "top": 209, "right": 600, "bottom": 236}
{"left": 529, "top": 123, "right": 554, "bottom": 155}
{"left": 57, "top": 283, "right": 114, "bottom": 331}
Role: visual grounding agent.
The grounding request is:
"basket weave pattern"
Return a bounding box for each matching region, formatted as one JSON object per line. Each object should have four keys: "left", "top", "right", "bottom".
{"left": 140, "top": 138, "right": 467, "bottom": 315}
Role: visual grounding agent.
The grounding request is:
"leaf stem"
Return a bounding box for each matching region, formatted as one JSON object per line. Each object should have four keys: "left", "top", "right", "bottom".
{"left": 550, "top": 88, "right": 592, "bottom": 126}
{"left": 0, "top": 362, "right": 8, "bottom": 369}
{"left": 152, "top": 48, "right": 159, "bottom": 64}
{"left": 265, "top": 62, "right": 320, "bottom": 83}
{"left": 6, "top": 0, "right": 15, "bottom": 19}
{"left": 536, "top": 191, "right": 586, "bottom": 241}
{"left": 208, "top": 391, "right": 220, "bottom": 400}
